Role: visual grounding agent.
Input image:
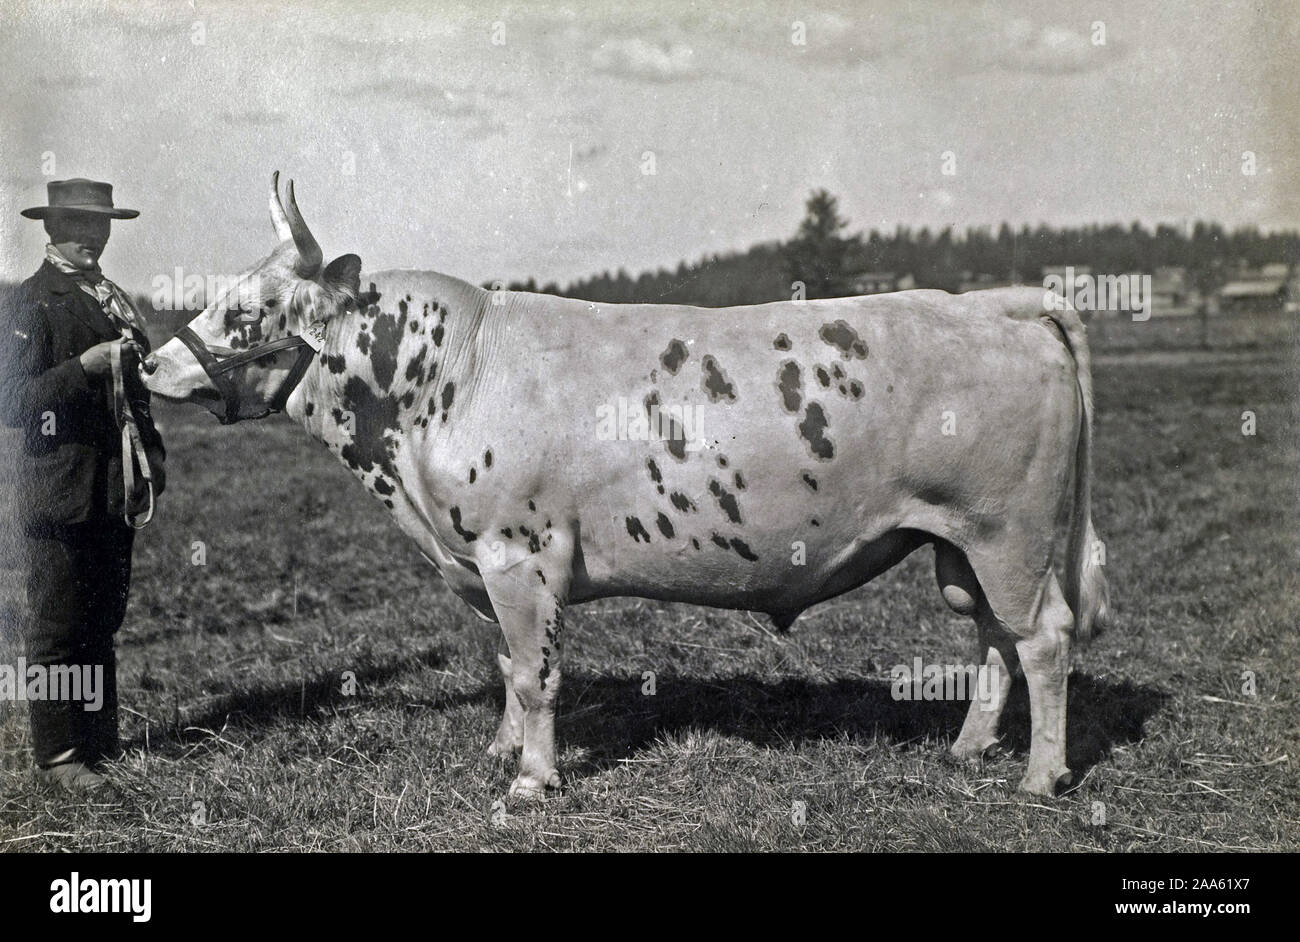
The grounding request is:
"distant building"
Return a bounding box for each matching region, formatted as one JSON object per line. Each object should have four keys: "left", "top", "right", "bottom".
{"left": 847, "top": 271, "right": 914, "bottom": 295}
{"left": 1218, "top": 269, "right": 1289, "bottom": 314}
{"left": 1151, "top": 266, "right": 1199, "bottom": 317}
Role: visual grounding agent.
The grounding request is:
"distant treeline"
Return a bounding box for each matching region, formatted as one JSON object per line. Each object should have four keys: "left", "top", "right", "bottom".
{"left": 502, "top": 190, "right": 1300, "bottom": 305}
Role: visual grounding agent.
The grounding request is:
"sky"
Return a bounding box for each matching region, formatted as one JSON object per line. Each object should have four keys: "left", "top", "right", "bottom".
{"left": 1, "top": 0, "right": 1297, "bottom": 295}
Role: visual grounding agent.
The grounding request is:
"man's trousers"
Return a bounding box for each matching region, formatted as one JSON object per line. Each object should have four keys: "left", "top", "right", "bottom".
{"left": 22, "top": 516, "right": 132, "bottom": 767}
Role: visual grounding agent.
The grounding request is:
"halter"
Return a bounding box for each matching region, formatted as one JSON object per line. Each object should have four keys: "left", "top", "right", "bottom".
{"left": 111, "top": 335, "right": 155, "bottom": 529}
{"left": 173, "top": 326, "right": 318, "bottom": 425}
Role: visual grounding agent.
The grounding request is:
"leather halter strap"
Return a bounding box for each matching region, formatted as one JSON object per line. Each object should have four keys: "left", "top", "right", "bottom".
{"left": 174, "top": 326, "right": 317, "bottom": 425}
{"left": 111, "top": 334, "right": 154, "bottom": 529}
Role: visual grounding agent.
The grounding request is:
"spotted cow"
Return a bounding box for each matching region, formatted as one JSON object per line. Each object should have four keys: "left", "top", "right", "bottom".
{"left": 145, "top": 174, "right": 1110, "bottom": 799}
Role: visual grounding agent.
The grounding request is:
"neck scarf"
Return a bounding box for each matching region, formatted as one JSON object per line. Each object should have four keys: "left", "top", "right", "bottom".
{"left": 45, "top": 243, "right": 142, "bottom": 334}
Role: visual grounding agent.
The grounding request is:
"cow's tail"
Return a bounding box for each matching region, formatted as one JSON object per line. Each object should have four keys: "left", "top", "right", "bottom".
{"left": 1038, "top": 305, "right": 1112, "bottom": 644}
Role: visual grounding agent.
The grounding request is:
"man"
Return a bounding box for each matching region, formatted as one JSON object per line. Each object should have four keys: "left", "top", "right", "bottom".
{"left": 0, "top": 178, "right": 165, "bottom": 792}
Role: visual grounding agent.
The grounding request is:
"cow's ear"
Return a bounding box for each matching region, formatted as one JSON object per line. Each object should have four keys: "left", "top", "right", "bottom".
{"left": 323, "top": 254, "right": 362, "bottom": 305}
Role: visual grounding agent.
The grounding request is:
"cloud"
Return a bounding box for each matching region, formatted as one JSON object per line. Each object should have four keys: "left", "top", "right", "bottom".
{"left": 573, "top": 143, "right": 607, "bottom": 164}
{"left": 793, "top": 10, "right": 891, "bottom": 66}
{"left": 994, "top": 20, "right": 1125, "bottom": 75}
{"left": 340, "top": 79, "right": 487, "bottom": 119}
{"left": 591, "top": 38, "right": 700, "bottom": 82}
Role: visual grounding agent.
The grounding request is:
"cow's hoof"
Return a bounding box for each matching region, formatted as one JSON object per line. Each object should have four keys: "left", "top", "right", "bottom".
{"left": 950, "top": 736, "right": 1001, "bottom": 763}
{"left": 508, "top": 770, "right": 561, "bottom": 801}
{"left": 1019, "top": 766, "right": 1073, "bottom": 796}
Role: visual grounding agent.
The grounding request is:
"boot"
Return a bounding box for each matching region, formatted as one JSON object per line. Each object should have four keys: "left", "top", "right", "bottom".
{"left": 36, "top": 757, "right": 107, "bottom": 793}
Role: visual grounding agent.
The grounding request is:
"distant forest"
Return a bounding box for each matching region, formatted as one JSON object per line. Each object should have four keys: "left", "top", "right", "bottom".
{"left": 499, "top": 190, "right": 1300, "bottom": 306}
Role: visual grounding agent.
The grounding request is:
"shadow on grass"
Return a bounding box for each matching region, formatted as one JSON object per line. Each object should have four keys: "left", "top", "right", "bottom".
{"left": 556, "top": 669, "right": 1169, "bottom": 781}
{"left": 123, "top": 645, "right": 479, "bottom": 757}
{"left": 125, "top": 653, "right": 1167, "bottom": 783}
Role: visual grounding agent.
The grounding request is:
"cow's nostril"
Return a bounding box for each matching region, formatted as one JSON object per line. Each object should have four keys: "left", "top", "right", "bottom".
{"left": 141, "top": 355, "right": 158, "bottom": 375}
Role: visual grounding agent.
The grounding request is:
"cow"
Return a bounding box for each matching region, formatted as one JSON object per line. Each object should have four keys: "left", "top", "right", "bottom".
{"left": 144, "top": 174, "right": 1110, "bottom": 799}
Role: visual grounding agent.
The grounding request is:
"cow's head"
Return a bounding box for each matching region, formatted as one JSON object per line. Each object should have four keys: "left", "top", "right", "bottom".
{"left": 143, "top": 172, "right": 361, "bottom": 422}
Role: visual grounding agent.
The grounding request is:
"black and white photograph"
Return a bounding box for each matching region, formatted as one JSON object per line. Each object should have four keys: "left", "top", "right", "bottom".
{"left": 0, "top": 0, "right": 1295, "bottom": 900}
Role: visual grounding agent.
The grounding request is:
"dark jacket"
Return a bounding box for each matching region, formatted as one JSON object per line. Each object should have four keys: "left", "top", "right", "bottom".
{"left": 0, "top": 261, "right": 165, "bottom": 527}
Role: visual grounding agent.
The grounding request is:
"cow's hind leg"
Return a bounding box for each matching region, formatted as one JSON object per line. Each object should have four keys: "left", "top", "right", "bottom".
{"left": 488, "top": 631, "right": 524, "bottom": 758}
{"left": 1012, "top": 573, "right": 1073, "bottom": 795}
{"left": 962, "top": 545, "right": 1075, "bottom": 796}
{"left": 936, "top": 542, "right": 1020, "bottom": 760}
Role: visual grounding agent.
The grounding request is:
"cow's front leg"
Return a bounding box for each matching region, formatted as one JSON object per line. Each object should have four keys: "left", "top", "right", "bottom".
{"left": 488, "top": 631, "right": 524, "bottom": 758}
{"left": 479, "top": 535, "right": 572, "bottom": 800}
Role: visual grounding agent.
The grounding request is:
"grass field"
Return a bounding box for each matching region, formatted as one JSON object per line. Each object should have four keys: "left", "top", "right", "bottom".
{"left": 1, "top": 344, "right": 1298, "bottom": 852}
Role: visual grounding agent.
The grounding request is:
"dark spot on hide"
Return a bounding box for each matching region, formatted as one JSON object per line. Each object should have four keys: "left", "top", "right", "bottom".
{"left": 644, "top": 391, "right": 688, "bottom": 462}
{"left": 406, "top": 344, "right": 428, "bottom": 384}
{"left": 370, "top": 306, "right": 408, "bottom": 390}
{"left": 798, "top": 402, "right": 835, "bottom": 460}
{"left": 449, "top": 506, "right": 478, "bottom": 542}
{"left": 660, "top": 339, "right": 689, "bottom": 374}
{"left": 625, "top": 516, "right": 651, "bottom": 543}
{"left": 338, "top": 376, "right": 401, "bottom": 480}
{"left": 708, "top": 479, "right": 743, "bottom": 524}
{"left": 778, "top": 361, "right": 802, "bottom": 413}
{"left": 701, "top": 355, "right": 737, "bottom": 402}
{"left": 819, "top": 319, "right": 869, "bottom": 360}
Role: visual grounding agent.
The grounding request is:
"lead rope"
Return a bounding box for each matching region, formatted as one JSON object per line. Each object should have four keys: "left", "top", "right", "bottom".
{"left": 110, "top": 332, "right": 154, "bottom": 529}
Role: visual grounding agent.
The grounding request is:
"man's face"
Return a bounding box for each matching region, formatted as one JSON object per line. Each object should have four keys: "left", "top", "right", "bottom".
{"left": 45, "top": 213, "right": 111, "bottom": 270}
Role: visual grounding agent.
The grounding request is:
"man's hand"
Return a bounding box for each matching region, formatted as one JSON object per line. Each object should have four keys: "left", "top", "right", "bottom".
{"left": 78, "top": 340, "right": 121, "bottom": 379}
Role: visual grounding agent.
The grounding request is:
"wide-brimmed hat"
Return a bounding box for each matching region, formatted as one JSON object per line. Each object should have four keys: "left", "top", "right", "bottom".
{"left": 21, "top": 178, "right": 139, "bottom": 219}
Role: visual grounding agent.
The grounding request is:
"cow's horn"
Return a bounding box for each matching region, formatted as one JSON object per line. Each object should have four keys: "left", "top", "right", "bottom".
{"left": 269, "top": 171, "right": 292, "bottom": 241}
{"left": 285, "top": 179, "right": 323, "bottom": 278}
